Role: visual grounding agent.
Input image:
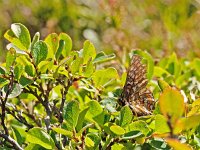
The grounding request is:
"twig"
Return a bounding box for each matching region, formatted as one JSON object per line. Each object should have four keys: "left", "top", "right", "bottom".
{"left": 0, "top": 67, "right": 23, "bottom": 150}
{"left": 0, "top": 133, "right": 23, "bottom": 150}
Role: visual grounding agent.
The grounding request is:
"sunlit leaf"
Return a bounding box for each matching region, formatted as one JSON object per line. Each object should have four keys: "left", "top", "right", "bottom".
{"left": 26, "top": 127, "right": 55, "bottom": 149}
{"left": 85, "top": 133, "right": 101, "bottom": 149}
{"left": 153, "top": 66, "right": 170, "bottom": 78}
{"left": 76, "top": 107, "right": 89, "bottom": 132}
{"left": 110, "top": 125, "right": 125, "bottom": 135}
{"left": 175, "top": 114, "right": 200, "bottom": 132}
{"left": 92, "top": 67, "right": 119, "bottom": 87}
{"left": 70, "top": 56, "right": 83, "bottom": 75}
{"left": 63, "top": 100, "right": 80, "bottom": 131}
{"left": 86, "top": 100, "right": 103, "bottom": 121}
{"left": 158, "top": 79, "right": 170, "bottom": 92}
{"left": 119, "top": 106, "right": 132, "bottom": 127}
{"left": 82, "top": 40, "right": 96, "bottom": 64}
{"left": 31, "top": 32, "right": 40, "bottom": 50}
{"left": 126, "top": 120, "right": 149, "bottom": 136}
{"left": 6, "top": 48, "right": 16, "bottom": 71}
{"left": 122, "top": 131, "right": 142, "bottom": 140}
{"left": 45, "top": 33, "right": 59, "bottom": 59}
{"left": 51, "top": 127, "right": 73, "bottom": 138}
{"left": 93, "top": 52, "right": 115, "bottom": 63}
{"left": 4, "top": 23, "right": 31, "bottom": 51}
{"left": 59, "top": 33, "right": 72, "bottom": 57}
{"left": 165, "top": 138, "right": 192, "bottom": 150}
{"left": 159, "top": 87, "right": 184, "bottom": 122}
{"left": 55, "top": 40, "right": 65, "bottom": 60}
{"left": 155, "top": 114, "right": 170, "bottom": 134}
{"left": 31, "top": 40, "right": 48, "bottom": 65}
{"left": 2, "top": 83, "right": 22, "bottom": 98}
{"left": 111, "top": 143, "right": 125, "bottom": 150}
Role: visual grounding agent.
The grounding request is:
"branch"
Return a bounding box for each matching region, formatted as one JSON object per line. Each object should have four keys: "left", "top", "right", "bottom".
{"left": 0, "top": 66, "right": 14, "bottom": 135}
{"left": 0, "top": 133, "right": 23, "bottom": 150}
{"left": 0, "top": 67, "right": 22, "bottom": 150}
{"left": 57, "top": 78, "right": 72, "bottom": 123}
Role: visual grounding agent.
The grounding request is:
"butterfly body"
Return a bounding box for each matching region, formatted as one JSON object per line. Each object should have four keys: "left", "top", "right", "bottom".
{"left": 119, "top": 55, "right": 155, "bottom": 116}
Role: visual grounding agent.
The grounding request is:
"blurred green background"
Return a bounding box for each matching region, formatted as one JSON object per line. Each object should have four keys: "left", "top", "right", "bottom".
{"left": 0, "top": 0, "right": 200, "bottom": 62}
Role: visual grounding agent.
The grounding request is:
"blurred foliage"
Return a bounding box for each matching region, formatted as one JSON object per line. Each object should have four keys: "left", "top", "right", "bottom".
{"left": 0, "top": 0, "right": 200, "bottom": 62}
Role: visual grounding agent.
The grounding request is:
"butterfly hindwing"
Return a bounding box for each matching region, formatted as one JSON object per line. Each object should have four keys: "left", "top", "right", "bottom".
{"left": 120, "top": 55, "right": 155, "bottom": 116}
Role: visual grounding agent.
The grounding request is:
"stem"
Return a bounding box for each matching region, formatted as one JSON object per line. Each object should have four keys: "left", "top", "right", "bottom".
{"left": 102, "top": 135, "right": 112, "bottom": 150}
{"left": 0, "top": 67, "right": 22, "bottom": 150}
{"left": 0, "top": 134, "right": 23, "bottom": 150}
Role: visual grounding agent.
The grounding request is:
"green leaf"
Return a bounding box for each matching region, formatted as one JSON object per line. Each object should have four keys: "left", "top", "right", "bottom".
{"left": 11, "top": 23, "right": 31, "bottom": 49}
{"left": 19, "top": 76, "right": 34, "bottom": 87}
{"left": 25, "top": 144, "right": 46, "bottom": 150}
{"left": 70, "top": 56, "right": 83, "bottom": 75}
{"left": 82, "top": 40, "right": 96, "bottom": 64}
{"left": 122, "top": 131, "right": 143, "bottom": 140}
{"left": 85, "top": 133, "right": 101, "bottom": 149}
{"left": 76, "top": 107, "right": 89, "bottom": 132}
{"left": 175, "top": 71, "right": 191, "bottom": 87}
{"left": 55, "top": 40, "right": 65, "bottom": 60}
{"left": 51, "top": 127, "right": 73, "bottom": 138}
{"left": 167, "top": 52, "right": 181, "bottom": 78}
{"left": 153, "top": 66, "right": 170, "bottom": 78}
{"left": 59, "top": 33, "right": 72, "bottom": 57}
{"left": 133, "top": 50, "right": 154, "bottom": 80}
{"left": 149, "top": 138, "right": 170, "bottom": 150}
{"left": 111, "top": 143, "right": 125, "bottom": 150}
{"left": 0, "top": 78, "right": 9, "bottom": 89}
{"left": 37, "top": 61, "right": 53, "bottom": 73}
{"left": 12, "top": 125, "right": 26, "bottom": 146}
{"left": 158, "top": 79, "right": 170, "bottom": 91}
{"left": 159, "top": 87, "right": 184, "bottom": 122}
{"left": 155, "top": 114, "right": 170, "bottom": 134}
{"left": 2, "top": 83, "right": 22, "bottom": 99}
{"left": 92, "top": 67, "right": 119, "bottom": 87}
{"left": 14, "top": 65, "right": 24, "bottom": 80}
{"left": 26, "top": 127, "right": 55, "bottom": 149}
{"left": 45, "top": 33, "right": 59, "bottom": 58}
{"left": 93, "top": 52, "right": 115, "bottom": 63}
{"left": 31, "top": 40, "right": 48, "bottom": 65}
{"left": 126, "top": 120, "right": 149, "bottom": 136}
{"left": 83, "top": 59, "right": 94, "bottom": 77}
{"left": 110, "top": 125, "right": 125, "bottom": 135}
{"left": 31, "top": 32, "right": 40, "bottom": 50}
{"left": 119, "top": 106, "right": 133, "bottom": 127}
{"left": 85, "top": 136, "right": 95, "bottom": 148}
{"left": 86, "top": 100, "right": 103, "bottom": 120}
{"left": 0, "top": 67, "right": 5, "bottom": 75}
{"left": 4, "top": 23, "right": 31, "bottom": 50}
{"left": 63, "top": 100, "right": 80, "bottom": 131}
{"left": 25, "top": 64, "right": 35, "bottom": 77}
{"left": 6, "top": 48, "right": 16, "bottom": 71}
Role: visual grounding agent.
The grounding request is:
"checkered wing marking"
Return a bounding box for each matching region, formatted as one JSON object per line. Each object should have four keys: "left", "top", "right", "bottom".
{"left": 120, "top": 55, "right": 155, "bottom": 116}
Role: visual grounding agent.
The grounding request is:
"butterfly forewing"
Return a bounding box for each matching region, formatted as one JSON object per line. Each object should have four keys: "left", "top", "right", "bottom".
{"left": 120, "top": 55, "right": 155, "bottom": 116}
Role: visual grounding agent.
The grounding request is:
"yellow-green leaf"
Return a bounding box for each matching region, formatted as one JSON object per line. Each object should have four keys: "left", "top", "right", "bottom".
{"left": 110, "top": 125, "right": 125, "bottom": 135}
{"left": 159, "top": 87, "right": 184, "bottom": 121}
{"left": 165, "top": 138, "right": 192, "bottom": 150}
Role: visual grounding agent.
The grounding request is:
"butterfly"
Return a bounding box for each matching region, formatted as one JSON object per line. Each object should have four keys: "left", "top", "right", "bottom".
{"left": 119, "top": 54, "right": 155, "bottom": 116}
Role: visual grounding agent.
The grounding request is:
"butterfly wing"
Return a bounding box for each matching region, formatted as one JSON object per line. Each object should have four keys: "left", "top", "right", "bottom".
{"left": 120, "top": 55, "right": 155, "bottom": 116}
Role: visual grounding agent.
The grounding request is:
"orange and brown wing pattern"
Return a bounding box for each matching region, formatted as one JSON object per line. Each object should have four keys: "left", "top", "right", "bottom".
{"left": 119, "top": 55, "right": 155, "bottom": 116}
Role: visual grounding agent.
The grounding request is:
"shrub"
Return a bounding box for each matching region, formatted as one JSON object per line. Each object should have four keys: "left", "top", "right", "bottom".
{"left": 0, "top": 23, "right": 200, "bottom": 150}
